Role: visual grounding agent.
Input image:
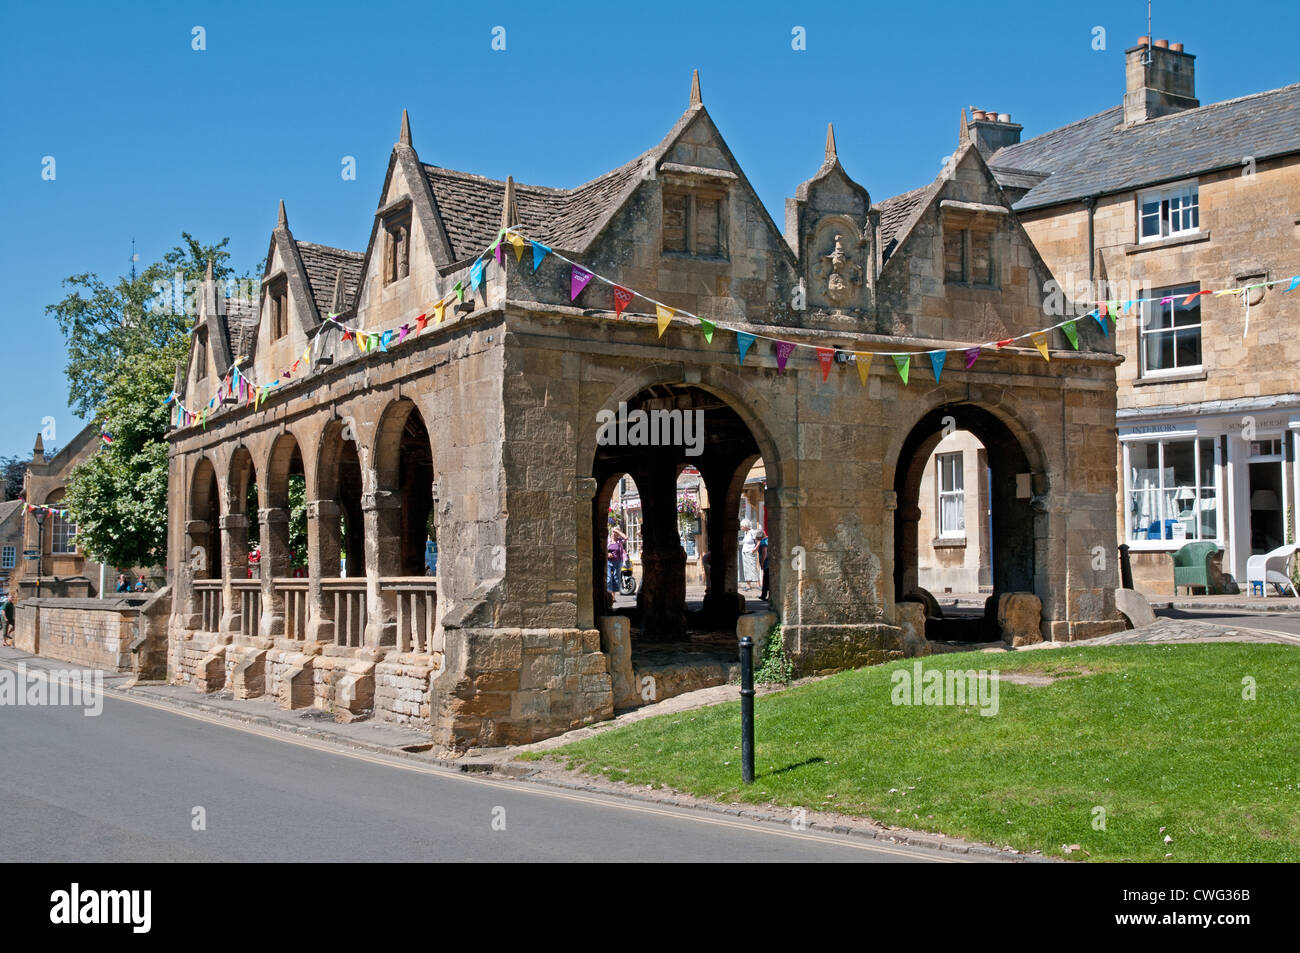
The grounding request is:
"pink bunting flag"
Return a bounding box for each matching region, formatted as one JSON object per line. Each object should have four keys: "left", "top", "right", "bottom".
{"left": 964, "top": 348, "right": 981, "bottom": 369}
{"left": 571, "top": 266, "right": 594, "bottom": 301}
{"left": 775, "top": 340, "right": 796, "bottom": 374}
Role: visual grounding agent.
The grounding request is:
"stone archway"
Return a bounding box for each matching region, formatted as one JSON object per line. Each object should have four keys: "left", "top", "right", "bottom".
{"left": 892, "top": 402, "right": 1046, "bottom": 635}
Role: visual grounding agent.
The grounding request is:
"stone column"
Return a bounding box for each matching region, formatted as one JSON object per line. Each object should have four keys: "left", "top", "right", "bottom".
{"left": 218, "top": 513, "right": 249, "bottom": 634}
{"left": 635, "top": 460, "right": 685, "bottom": 642}
{"left": 698, "top": 460, "right": 742, "bottom": 627}
{"left": 258, "top": 507, "right": 290, "bottom": 638}
{"left": 576, "top": 477, "right": 597, "bottom": 630}
{"left": 181, "top": 519, "right": 210, "bottom": 629}
{"left": 362, "top": 490, "right": 402, "bottom": 647}
{"left": 882, "top": 490, "right": 898, "bottom": 616}
{"left": 305, "top": 499, "right": 340, "bottom": 642}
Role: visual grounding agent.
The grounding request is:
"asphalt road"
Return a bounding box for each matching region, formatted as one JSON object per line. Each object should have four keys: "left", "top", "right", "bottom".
{"left": 1154, "top": 606, "right": 1300, "bottom": 641}
{"left": 0, "top": 664, "right": 964, "bottom": 863}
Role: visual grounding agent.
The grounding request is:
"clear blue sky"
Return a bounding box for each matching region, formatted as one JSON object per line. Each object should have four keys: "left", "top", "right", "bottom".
{"left": 1, "top": 0, "right": 1296, "bottom": 459}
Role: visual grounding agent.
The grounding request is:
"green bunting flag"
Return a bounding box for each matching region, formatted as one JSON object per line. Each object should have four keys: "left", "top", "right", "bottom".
{"left": 892, "top": 354, "right": 910, "bottom": 385}
{"left": 1062, "top": 320, "right": 1079, "bottom": 350}
{"left": 700, "top": 318, "right": 715, "bottom": 343}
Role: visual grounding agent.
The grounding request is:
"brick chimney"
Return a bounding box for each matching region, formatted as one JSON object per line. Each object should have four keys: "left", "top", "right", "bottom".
{"left": 1124, "top": 37, "right": 1197, "bottom": 125}
{"left": 963, "top": 108, "right": 1022, "bottom": 157}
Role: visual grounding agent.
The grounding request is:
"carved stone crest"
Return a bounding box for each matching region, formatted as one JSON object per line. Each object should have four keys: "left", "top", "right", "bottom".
{"left": 817, "top": 233, "right": 863, "bottom": 307}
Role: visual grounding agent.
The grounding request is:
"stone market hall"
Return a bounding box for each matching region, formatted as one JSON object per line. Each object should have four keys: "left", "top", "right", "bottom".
{"left": 167, "top": 74, "right": 1126, "bottom": 748}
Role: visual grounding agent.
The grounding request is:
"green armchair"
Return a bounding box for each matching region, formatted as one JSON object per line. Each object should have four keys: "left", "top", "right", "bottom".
{"left": 1173, "top": 541, "right": 1220, "bottom": 595}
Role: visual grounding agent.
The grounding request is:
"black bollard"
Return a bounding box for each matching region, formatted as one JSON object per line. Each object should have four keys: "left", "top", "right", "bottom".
{"left": 739, "top": 635, "right": 754, "bottom": 784}
{"left": 1118, "top": 543, "right": 1133, "bottom": 590}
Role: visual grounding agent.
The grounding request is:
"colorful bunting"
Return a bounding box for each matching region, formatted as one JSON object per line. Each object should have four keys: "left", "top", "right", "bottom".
{"left": 1287, "top": 276, "right": 1299, "bottom": 292}
{"left": 571, "top": 266, "right": 595, "bottom": 301}
{"left": 655, "top": 305, "right": 674, "bottom": 338}
{"left": 699, "top": 318, "right": 715, "bottom": 344}
{"left": 470, "top": 260, "right": 485, "bottom": 291}
{"left": 963, "top": 348, "right": 981, "bottom": 370}
{"left": 816, "top": 347, "right": 835, "bottom": 382}
{"left": 853, "top": 351, "right": 872, "bottom": 385}
{"left": 434, "top": 301, "right": 445, "bottom": 324}
{"left": 532, "top": 241, "right": 551, "bottom": 270}
{"left": 454, "top": 281, "right": 464, "bottom": 303}
{"left": 736, "top": 331, "right": 756, "bottom": 365}
{"left": 929, "top": 350, "right": 946, "bottom": 382}
{"left": 507, "top": 232, "right": 526, "bottom": 262}
{"left": 774, "top": 340, "right": 796, "bottom": 374}
{"left": 1093, "top": 310, "right": 1108, "bottom": 336}
{"left": 612, "top": 286, "right": 634, "bottom": 319}
{"left": 1062, "top": 320, "right": 1079, "bottom": 350}
{"left": 892, "top": 354, "right": 910, "bottom": 385}
{"left": 1031, "top": 331, "right": 1050, "bottom": 361}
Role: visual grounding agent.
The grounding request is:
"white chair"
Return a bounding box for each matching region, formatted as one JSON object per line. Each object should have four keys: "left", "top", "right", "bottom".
{"left": 1245, "top": 544, "right": 1298, "bottom": 597}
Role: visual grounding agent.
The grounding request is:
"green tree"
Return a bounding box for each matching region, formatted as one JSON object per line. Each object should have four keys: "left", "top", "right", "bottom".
{"left": 46, "top": 233, "right": 235, "bottom": 418}
{"left": 63, "top": 342, "right": 183, "bottom": 568}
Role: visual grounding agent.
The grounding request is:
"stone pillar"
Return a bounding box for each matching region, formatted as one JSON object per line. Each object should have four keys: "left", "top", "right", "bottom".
{"left": 362, "top": 490, "right": 402, "bottom": 647}
{"left": 576, "top": 477, "right": 598, "bottom": 630}
{"left": 181, "top": 519, "right": 210, "bottom": 629}
{"left": 635, "top": 460, "right": 685, "bottom": 642}
{"left": 882, "top": 490, "right": 898, "bottom": 616}
{"left": 897, "top": 501, "right": 922, "bottom": 597}
{"left": 219, "top": 513, "right": 249, "bottom": 633}
{"left": 258, "top": 508, "right": 290, "bottom": 638}
{"left": 305, "top": 499, "right": 340, "bottom": 642}
{"left": 699, "top": 460, "right": 743, "bottom": 627}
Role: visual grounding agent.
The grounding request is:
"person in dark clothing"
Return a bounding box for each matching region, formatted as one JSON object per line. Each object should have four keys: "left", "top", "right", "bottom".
{"left": 115, "top": 574, "right": 130, "bottom": 593}
{"left": 757, "top": 530, "right": 770, "bottom": 601}
{"left": 2, "top": 596, "right": 14, "bottom": 645}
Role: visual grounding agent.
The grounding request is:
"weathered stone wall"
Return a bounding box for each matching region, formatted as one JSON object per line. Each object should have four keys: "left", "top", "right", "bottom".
{"left": 15, "top": 598, "right": 144, "bottom": 672}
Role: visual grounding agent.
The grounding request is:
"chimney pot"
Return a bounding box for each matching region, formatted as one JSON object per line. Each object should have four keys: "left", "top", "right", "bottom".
{"left": 1170, "top": 42, "right": 1183, "bottom": 52}
{"left": 998, "top": 113, "right": 1010, "bottom": 123}
{"left": 1154, "top": 38, "right": 1168, "bottom": 48}
{"left": 1137, "top": 35, "right": 1150, "bottom": 46}
{"left": 972, "top": 109, "right": 986, "bottom": 121}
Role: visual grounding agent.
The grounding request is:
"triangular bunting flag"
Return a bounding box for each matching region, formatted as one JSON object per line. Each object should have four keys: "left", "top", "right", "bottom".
{"left": 416, "top": 312, "right": 429, "bottom": 332}
{"left": 1286, "top": 276, "right": 1299, "bottom": 292}
{"left": 434, "top": 301, "right": 445, "bottom": 324}
{"left": 494, "top": 240, "right": 504, "bottom": 266}
{"left": 964, "top": 348, "right": 981, "bottom": 370}
{"left": 507, "top": 232, "right": 525, "bottom": 262}
{"left": 929, "top": 351, "right": 946, "bottom": 382}
{"left": 470, "top": 260, "right": 485, "bottom": 290}
{"left": 1031, "top": 331, "right": 1050, "bottom": 361}
{"left": 532, "top": 241, "right": 551, "bottom": 270}
{"left": 1183, "top": 290, "right": 1211, "bottom": 306}
{"left": 655, "top": 304, "right": 674, "bottom": 337}
{"left": 454, "top": 282, "right": 464, "bottom": 303}
{"left": 1062, "top": 320, "right": 1079, "bottom": 350}
{"left": 737, "top": 331, "right": 756, "bottom": 365}
{"left": 571, "top": 266, "right": 595, "bottom": 301}
{"left": 853, "top": 352, "right": 872, "bottom": 385}
{"left": 369, "top": 334, "right": 379, "bottom": 352}
{"left": 699, "top": 318, "right": 715, "bottom": 344}
{"left": 816, "top": 347, "right": 835, "bottom": 382}
{"left": 892, "top": 354, "right": 910, "bottom": 385}
{"left": 612, "top": 286, "right": 634, "bottom": 318}
{"left": 380, "top": 330, "right": 393, "bottom": 351}
{"left": 996, "top": 338, "right": 1014, "bottom": 348}
{"left": 397, "top": 325, "right": 409, "bottom": 343}
{"left": 775, "top": 340, "right": 796, "bottom": 374}
{"left": 1092, "top": 310, "right": 1108, "bottom": 336}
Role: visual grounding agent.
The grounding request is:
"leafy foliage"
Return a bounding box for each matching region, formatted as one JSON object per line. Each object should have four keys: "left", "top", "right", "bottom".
{"left": 754, "top": 622, "right": 793, "bottom": 686}
{"left": 0, "top": 455, "right": 30, "bottom": 501}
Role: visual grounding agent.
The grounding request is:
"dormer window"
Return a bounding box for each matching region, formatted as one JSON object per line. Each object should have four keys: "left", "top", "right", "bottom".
{"left": 268, "top": 277, "right": 289, "bottom": 340}
{"left": 940, "top": 200, "right": 1004, "bottom": 289}
{"left": 383, "top": 208, "right": 411, "bottom": 284}
{"left": 661, "top": 188, "right": 727, "bottom": 259}
{"left": 1138, "top": 180, "right": 1199, "bottom": 243}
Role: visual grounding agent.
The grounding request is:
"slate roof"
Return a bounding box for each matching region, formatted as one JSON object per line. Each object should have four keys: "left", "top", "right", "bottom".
{"left": 989, "top": 83, "right": 1300, "bottom": 210}
{"left": 0, "top": 499, "right": 23, "bottom": 526}
{"left": 422, "top": 153, "right": 649, "bottom": 261}
{"left": 296, "top": 240, "right": 364, "bottom": 315}
{"left": 875, "top": 185, "right": 931, "bottom": 263}
{"left": 223, "top": 297, "right": 258, "bottom": 361}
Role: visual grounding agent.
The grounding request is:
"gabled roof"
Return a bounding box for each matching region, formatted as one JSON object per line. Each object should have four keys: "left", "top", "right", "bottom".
{"left": 0, "top": 499, "right": 24, "bottom": 527}
{"left": 875, "top": 184, "right": 932, "bottom": 263}
{"left": 421, "top": 153, "right": 648, "bottom": 261}
{"left": 989, "top": 83, "right": 1300, "bottom": 210}
{"left": 296, "top": 241, "right": 363, "bottom": 316}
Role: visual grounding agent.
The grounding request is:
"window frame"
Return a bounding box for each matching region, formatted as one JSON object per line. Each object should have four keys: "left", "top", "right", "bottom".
{"left": 1137, "top": 180, "right": 1200, "bottom": 244}
{"left": 1122, "top": 434, "right": 1220, "bottom": 548}
{"left": 1139, "top": 282, "right": 1203, "bottom": 378}
{"left": 50, "top": 507, "right": 77, "bottom": 555}
{"left": 1, "top": 546, "right": 14, "bottom": 569}
{"left": 267, "top": 276, "right": 290, "bottom": 341}
{"left": 382, "top": 207, "right": 412, "bottom": 285}
{"left": 661, "top": 188, "right": 728, "bottom": 260}
{"left": 936, "top": 451, "right": 966, "bottom": 538}
{"left": 942, "top": 227, "right": 996, "bottom": 287}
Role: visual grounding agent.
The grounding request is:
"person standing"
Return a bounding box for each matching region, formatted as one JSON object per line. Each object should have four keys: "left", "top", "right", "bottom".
{"left": 740, "top": 519, "right": 760, "bottom": 591}
{"left": 757, "top": 529, "right": 770, "bottom": 601}
{"left": 607, "top": 524, "right": 627, "bottom": 596}
{"left": 2, "top": 594, "right": 14, "bottom": 646}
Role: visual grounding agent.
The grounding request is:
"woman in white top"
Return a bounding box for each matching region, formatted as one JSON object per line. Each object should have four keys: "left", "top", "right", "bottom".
{"left": 740, "top": 519, "right": 760, "bottom": 590}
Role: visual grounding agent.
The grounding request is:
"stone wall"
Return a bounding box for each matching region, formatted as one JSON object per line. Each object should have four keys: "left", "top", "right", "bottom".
{"left": 15, "top": 598, "right": 148, "bottom": 672}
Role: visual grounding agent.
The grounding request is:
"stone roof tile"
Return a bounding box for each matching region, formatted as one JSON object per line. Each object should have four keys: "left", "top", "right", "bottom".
{"left": 296, "top": 240, "right": 364, "bottom": 316}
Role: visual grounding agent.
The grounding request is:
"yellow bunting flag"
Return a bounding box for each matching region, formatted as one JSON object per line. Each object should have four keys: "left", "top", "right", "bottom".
{"left": 853, "top": 351, "right": 872, "bottom": 385}
{"left": 434, "top": 301, "right": 445, "bottom": 324}
{"left": 1031, "top": 331, "right": 1050, "bottom": 361}
{"left": 507, "top": 232, "right": 525, "bottom": 262}
{"left": 655, "top": 304, "right": 674, "bottom": 338}
{"left": 301, "top": 347, "right": 311, "bottom": 367}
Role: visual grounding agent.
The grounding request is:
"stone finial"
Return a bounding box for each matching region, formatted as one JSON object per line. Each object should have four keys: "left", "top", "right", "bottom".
{"left": 330, "top": 266, "right": 346, "bottom": 313}
{"left": 399, "top": 108, "right": 411, "bottom": 146}
{"left": 32, "top": 432, "right": 44, "bottom": 462}
{"left": 825, "top": 122, "right": 837, "bottom": 161}
{"left": 499, "top": 175, "right": 518, "bottom": 230}
{"left": 277, "top": 199, "right": 288, "bottom": 229}
{"left": 205, "top": 258, "right": 214, "bottom": 282}
{"left": 689, "top": 69, "right": 701, "bottom": 106}
{"left": 959, "top": 107, "right": 970, "bottom": 145}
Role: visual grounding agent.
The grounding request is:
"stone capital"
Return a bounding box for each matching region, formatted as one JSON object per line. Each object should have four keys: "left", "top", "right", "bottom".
{"left": 361, "top": 490, "right": 400, "bottom": 511}
{"left": 576, "top": 477, "right": 598, "bottom": 501}
{"left": 306, "top": 499, "right": 341, "bottom": 519}
{"left": 882, "top": 490, "right": 898, "bottom": 513}
{"left": 185, "top": 519, "right": 210, "bottom": 536}
{"left": 258, "top": 508, "right": 290, "bottom": 525}
{"left": 219, "top": 514, "right": 249, "bottom": 530}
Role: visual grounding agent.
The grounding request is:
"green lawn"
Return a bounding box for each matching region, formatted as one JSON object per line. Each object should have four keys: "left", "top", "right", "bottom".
{"left": 546, "top": 643, "right": 1300, "bottom": 861}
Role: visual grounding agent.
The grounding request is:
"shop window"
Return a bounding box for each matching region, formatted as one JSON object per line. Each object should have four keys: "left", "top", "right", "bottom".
{"left": 1125, "top": 437, "right": 1217, "bottom": 544}
{"left": 1140, "top": 283, "right": 1202, "bottom": 376}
